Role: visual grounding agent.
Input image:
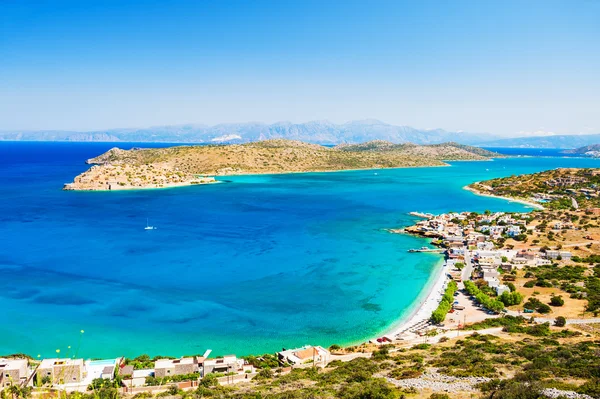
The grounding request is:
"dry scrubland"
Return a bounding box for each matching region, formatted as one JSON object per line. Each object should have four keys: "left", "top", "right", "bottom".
{"left": 65, "top": 140, "right": 499, "bottom": 190}
{"left": 470, "top": 168, "right": 600, "bottom": 210}
{"left": 4, "top": 329, "right": 599, "bottom": 399}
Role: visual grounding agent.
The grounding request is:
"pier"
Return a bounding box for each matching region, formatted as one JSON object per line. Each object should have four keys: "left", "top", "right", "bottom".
{"left": 408, "top": 247, "right": 445, "bottom": 253}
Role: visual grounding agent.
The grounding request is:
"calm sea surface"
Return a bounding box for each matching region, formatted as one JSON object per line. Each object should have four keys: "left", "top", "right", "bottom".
{"left": 1, "top": 142, "right": 598, "bottom": 358}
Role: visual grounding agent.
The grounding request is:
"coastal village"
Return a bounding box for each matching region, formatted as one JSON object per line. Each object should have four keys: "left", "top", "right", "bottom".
{"left": 3, "top": 202, "right": 599, "bottom": 398}
{"left": 0, "top": 345, "right": 331, "bottom": 395}
{"left": 4, "top": 168, "right": 600, "bottom": 399}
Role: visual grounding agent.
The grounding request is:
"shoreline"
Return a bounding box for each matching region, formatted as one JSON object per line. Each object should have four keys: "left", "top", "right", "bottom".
{"left": 64, "top": 158, "right": 504, "bottom": 192}
{"left": 363, "top": 256, "right": 447, "bottom": 344}
{"left": 64, "top": 180, "right": 222, "bottom": 192}
{"left": 463, "top": 184, "right": 545, "bottom": 210}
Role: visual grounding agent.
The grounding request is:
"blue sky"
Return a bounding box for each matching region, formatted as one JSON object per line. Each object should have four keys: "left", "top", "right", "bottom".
{"left": 1, "top": 0, "right": 599, "bottom": 136}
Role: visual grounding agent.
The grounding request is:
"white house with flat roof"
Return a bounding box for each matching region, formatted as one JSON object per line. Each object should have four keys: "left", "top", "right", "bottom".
{"left": 37, "top": 358, "right": 85, "bottom": 385}
{"left": 154, "top": 357, "right": 198, "bottom": 379}
{"left": 0, "top": 358, "right": 28, "bottom": 388}
{"left": 278, "top": 346, "right": 330, "bottom": 367}
{"left": 202, "top": 355, "right": 250, "bottom": 376}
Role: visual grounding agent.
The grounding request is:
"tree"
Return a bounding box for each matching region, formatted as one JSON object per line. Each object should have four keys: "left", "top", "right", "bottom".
{"left": 554, "top": 316, "right": 566, "bottom": 327}
{"left": 500, "top": 291, "right": 523, "bottom": 306}
{"left": 537, "top": 303, "right": 551, "bottom": 314}
{"left": 550, "top": 295, "right": 564, "bottom": 307}
{"left": 199, "top": 373, "right": 219, "bottom": 387}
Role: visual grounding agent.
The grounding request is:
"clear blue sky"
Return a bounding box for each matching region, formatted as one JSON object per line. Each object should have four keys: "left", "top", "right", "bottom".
{"left": 1, "top": 0, "right": 599, "bottom": 136}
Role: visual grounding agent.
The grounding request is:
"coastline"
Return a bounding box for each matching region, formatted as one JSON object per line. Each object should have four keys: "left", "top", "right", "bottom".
{"left": 463, "top": 184, "right": 545, "bottom": 210}
{"left": 365, "top": 256, "right": 447, "bottom": 343}
{"left": 64, "top": 156, "right": 505, "bottom": 192}
{"left": 64, "top": 179, "right": 222, "bottom": 192}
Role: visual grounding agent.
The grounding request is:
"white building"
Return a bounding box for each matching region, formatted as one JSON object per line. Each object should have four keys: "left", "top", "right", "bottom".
{"left": 0, "top": 359, "right": 28, "bottom": 388}
{"left": 278, "top": 346, "right": 330, "bottom": 367}
{"left": 496, "top": 285, "right": 511, "bottom": 296}
{"left": 506, "top": 225, "right": 521, "bottom": 237}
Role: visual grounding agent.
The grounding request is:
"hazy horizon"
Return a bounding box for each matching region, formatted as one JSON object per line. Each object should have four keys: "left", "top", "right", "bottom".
{"left": 1, "top": 1, "right": 599, "bottom": 136}
{"left": 1, "top": 118, "right": 599, "bottom": 139}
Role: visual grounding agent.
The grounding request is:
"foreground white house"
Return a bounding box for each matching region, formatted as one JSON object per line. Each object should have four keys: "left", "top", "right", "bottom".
{"left": 278, "top": 346, "right": 330, "bottom": 366}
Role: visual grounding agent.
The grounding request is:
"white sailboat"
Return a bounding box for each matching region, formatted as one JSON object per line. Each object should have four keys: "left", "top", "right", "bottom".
{"left": 145, "top": 218, "right": 157, "bottom": 230}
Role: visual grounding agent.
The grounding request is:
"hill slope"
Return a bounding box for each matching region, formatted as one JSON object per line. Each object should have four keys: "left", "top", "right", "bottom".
{"left": 65, "top": 140, "right": 499, "bottom": 190}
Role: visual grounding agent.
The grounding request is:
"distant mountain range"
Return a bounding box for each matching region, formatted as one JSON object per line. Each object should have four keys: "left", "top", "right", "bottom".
{"left": 1, "top": 120, "right": 598, "bottom": 148}
{"left": 0, "top": 120, "right": 487, "bottom": 145}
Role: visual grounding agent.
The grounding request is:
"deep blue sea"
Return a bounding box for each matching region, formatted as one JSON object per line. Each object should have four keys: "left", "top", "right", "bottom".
{"left": 1, "top": 142, "right": 598, "bottom": 359}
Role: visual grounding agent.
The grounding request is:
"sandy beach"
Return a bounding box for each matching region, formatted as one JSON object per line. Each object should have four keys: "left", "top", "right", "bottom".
{"left": 370, "top": 257, "right": 448, "bottom": 342}
{"left": 463, "top": 184, "right": 545, "bottom": 210}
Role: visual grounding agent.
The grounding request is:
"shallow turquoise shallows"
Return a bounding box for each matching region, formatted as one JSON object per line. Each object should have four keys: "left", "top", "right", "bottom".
{"left": 1, "top": 142, "right": 598, "bottom": 358}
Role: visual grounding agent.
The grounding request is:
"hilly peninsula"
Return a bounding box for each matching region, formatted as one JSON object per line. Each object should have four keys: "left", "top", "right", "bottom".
{"left": 64, "top": 140, "right": 499, "bottom": 191}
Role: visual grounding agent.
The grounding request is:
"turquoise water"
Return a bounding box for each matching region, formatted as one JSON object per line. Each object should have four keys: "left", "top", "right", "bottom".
{"left": 1, "top": 143, "right": 598, "bottom": 358}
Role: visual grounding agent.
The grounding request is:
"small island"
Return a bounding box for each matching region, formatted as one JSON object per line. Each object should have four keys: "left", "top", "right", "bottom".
{"left": 63, "top": 139, "right": 499, "bottom": 191}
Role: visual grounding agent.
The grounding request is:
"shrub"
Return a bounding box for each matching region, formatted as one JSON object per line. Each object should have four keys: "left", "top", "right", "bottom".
{"left": 554, "top": 316, "right": 566, "bottom": 327}
{"left": 550, "top": 295, "right": 564, "bottom": 307}
{"left": 524, "top": 280, "right": 535, "bottom": 288}
{"left": 338, "top": 378, "right": 396, "bottom": 399}
{"left": 256, "top": 368, "right": 274, "bottom": 380}
{"left": 534, "top": 279, "right": 553, "bottom": 288}
{"left": 537, "top": 304, "right": 551, "bottom": 314}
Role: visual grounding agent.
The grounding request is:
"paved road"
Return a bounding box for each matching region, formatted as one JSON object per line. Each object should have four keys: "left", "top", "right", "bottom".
{"left": 505, "top": 310, "right": 600, "bottom": 325}
{"left": 461, "top": 246, "right": 474, "bottom": 283}
{"left": 537, "top": 317, "right": 600, "bottom": 325}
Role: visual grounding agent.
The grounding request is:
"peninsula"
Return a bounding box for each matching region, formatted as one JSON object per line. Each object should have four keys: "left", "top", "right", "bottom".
{"left": 467, "top": 168, "right": 600, "bottom": 210}
{"left": 64, "top": 139, "right": 500, "bottom": 191}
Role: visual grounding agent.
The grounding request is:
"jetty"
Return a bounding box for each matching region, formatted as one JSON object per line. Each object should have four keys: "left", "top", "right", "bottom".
{"left": 408, "top": 247, "right": 445, "bottom": 253}
{"left": 409, "top": 211, "right": 434, "bottom": 218}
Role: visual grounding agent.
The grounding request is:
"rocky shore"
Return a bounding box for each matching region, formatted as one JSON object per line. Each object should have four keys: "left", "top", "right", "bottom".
{"left": 63, "top": 163, "right": 217, "bottom": 191}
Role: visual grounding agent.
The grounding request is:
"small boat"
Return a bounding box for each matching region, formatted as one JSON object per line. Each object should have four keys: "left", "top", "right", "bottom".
{"left": 144, "top": 218, "right": 157, "bottom": 230}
